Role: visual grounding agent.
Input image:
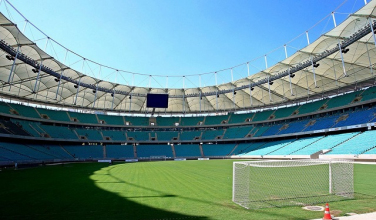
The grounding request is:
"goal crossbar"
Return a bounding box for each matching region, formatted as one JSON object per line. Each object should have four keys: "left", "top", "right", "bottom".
{"left": 232, "top": 159, "right": 354, "bottom": 209}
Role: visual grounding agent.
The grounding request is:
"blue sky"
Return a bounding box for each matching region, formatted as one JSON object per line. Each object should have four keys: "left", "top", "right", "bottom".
{"left": 1, "top": 0, "right": 367, "bottom": 88}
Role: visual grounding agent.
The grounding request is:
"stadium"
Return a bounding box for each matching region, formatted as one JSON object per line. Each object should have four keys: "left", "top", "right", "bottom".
{"left": 0, "top": 0, "right": 376, "bottom": 219}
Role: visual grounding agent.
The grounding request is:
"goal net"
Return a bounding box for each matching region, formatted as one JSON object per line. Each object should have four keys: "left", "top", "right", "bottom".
{"left": 232, "top": 159, "right": 354, "bottom": 209}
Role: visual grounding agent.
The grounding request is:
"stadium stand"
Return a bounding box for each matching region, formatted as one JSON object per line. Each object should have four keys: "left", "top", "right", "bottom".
{"left": 179, "top": 130, "right": 202, "bottom": 140}
{"left": 125, "top": 116, "right": 149, "bottom": 126}
{"left": 223, "top": 126, "right": 252, "bottom": 139}
{"left": 268, "top": 136, "right": 322, "bottom": 155}
{"left": 327, "top": 130, "right": 376, "bottom": 155}
{"left": 325, "top": 91, "right": 363, "bottom": 110}
{"left": 127, "top": 131, "right": 150, "bottom": 141}
{"left": 273, "top": 105, "right": 299, "bottom": 119}
{"left": 243, "top": 139, "right": 292, "bottom": 156}
{"left": 156, "top": 117, "right": 180, "bottom": 126}
{"left": 8, "top": 103, "right": 40, "bottom": 119}
{"left": 40, "top": 125, "right": 78, "bottom": 139}
{"left": 202, "top": 143, "right": 235, "bottom": 157}
{"left": 251, "top": 110, "right": 273, "bottom": 122}
{"left": 36, "top": 108, "right": 71, "bottom": 122}
{"left": 97, "top": 114, "right": 125, "bottom": 125}
{"left": 101, "top": 130, "right": 126, "bottom": 141}
{"left": 180, "top": 116, "right": 204, "bottom": 126}
{"left": 75, "top": 128, "right": 103, "bottom": 140}
{"left": 136, "top": 144, "right": 173, "bottom": 158}
{"left": 204, "top": 115, "right": 229, "bottom": 125}
{"left": 201, "top": 129, "right": 224, "bottom": 140}
{"left": 63, "top": 145, "right": 104, "bottom": 159}
{"left": 156, "top": 131, "right": 178, "bottom": 141}
{"left": 228, "top": 112, "right": 254, "bottom": 124}
{"left": 106, "top": 144, "right": 134, "bottom": 158}
{"left": 296, "top": 99, "right": 327, "bottom": 115}
{"left": 68, "top": 112, "right": 98, "bottom": 124}
{"left": 174, "top": 144, "right": 201, "bottom": 157}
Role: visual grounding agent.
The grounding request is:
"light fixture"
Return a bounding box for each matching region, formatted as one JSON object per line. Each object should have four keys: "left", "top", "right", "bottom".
{"left": 74, "top": 84, "right": 78, "bottom": 88}
{"left": 5, "top": 55, "right": 14, "bottom": 61}
{"left": 343, "top": 48, "right": 350, "bottom": 54}
{"left": 54, "top": 78, "right": 59, "bottom": 82}
{"left": 290, "top": 73, "right": 295, "bottom": 78}
{"left": 32, "top": 69, "right": 39, "bottom": 73}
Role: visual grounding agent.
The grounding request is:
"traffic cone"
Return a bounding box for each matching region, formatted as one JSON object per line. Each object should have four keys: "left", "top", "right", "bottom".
{"left": 323, "top": 203, "right": 332, "bottom": 220}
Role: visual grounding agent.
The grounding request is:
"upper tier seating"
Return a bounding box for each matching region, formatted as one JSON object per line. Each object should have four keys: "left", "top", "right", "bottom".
{"left": 297, "top": 99, "right": 327, "bottom": 115}
{"left": 0, "top": 142, "right": 56, "bottom": 160}
{"left": 273, "top": 105, "right": 299, "bottom": 119}
{"left": 0, "top": 101, "right": 11, "bottom": 114}
{"left": 252, "top": 126, "right": 270, "bottom": 137}
{"left": 97, "top": 114, "right": 125, "bottom": 125}
{"left": 180, "top": 116, "right": 204, "bottom": 126}
{"left": 125, "top": 116, "right": 149, "bottom": 126}
{"left": 325, "top": 91, "right": 363, "bottom": 110}
{"left": 304, "top": 115, "right": 339, "bottom": 131}
{"left": 361, "top": 86, "right": 376, "bottom": 102}
{"left": 68, "top": 112, "right": 98, "bottom": 124}
{"left": 204, "top": 115, "right": 229, "bottom": 125}
{"left": 8, "top": 103, "right": 40, "bottom": 119}
{"left": 156, "top": 117, "right": 180, "bottom": 126}
{"left": 228, "top": 113, "right": 254, "bottom": 124}
{"left": 251, "top": 110, "right": 273, "bottom": 122}
{"left": 261, "top": 124, "right": 284, "bottom": 136}
{"left": 11, "top": 119, "right": 41, "bottom": 137}
{"left": 37, "top": 108, "right": 71, "bottom": 121}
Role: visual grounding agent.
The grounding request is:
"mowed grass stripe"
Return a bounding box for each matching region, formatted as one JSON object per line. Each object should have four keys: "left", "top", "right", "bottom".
{"left": 0, "top": 161, "right": 375, "bottom": 220}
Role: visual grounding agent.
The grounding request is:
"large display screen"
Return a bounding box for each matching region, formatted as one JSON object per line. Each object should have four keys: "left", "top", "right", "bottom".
{"left": 146, "top": 93, "right": 169, "bottom": 108}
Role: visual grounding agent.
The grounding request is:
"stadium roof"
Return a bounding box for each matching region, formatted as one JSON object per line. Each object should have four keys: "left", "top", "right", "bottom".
{"left": 0, "top": 1, "right": 376, "bottom": 114}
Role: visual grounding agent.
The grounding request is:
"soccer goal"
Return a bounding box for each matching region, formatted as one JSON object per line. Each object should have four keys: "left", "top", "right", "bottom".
{"left": 232, "top": 159, "right": 354, "bottom": 209}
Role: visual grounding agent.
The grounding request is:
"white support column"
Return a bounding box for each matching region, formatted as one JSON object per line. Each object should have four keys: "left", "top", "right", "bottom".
{"left": 183, "top": 76, "right": 185, "bottom": 89}
{"left": 216, "top": 91, "right": 218, "bottom": 110}
{"left": 310, "top": 56, "right": 318, "bottom": 88}
{"left": 129, "top": 95, "right": 132, "bottom": 112}
{"left": 23, "top": 20, "right": 28, "bottom": 32}
{"left": 111, "top": 89, "right": 115, "bottom": 109}
{"left": 32, "top": 60, "right": 43, "bottom": 93}
{"left": 306, "top": 31, "right": 310, "bottom": 45}
{"left": 264, "top": 55, "right": 268, "bottom": 69}
{"left": 81, "top": 89, "right": 86, "bottom": 107}
{"left": 267, "top": 77, "right": 272, "bottom": 102}
{"left": 288, "top": 68, "right": 294, "bottom": 96}
{"left": 232, "top": 88, "right": 236, "bottom": 109}
{"left": 247, "top": 62, "right": 250, "bottom": 76}
{"left": 249, "top": 83, "right": 253, "bottom": 107}
{"left": 199, "top": 75, "right": 202, "bottom": 87}
{"left": 215, "top": 72, "right": 218, "bottom": 86}
{"left": 365, "top": 42, "right": 374, "bottom": 76}
{"left": 7, "top": 45, "right": 20, "bottom": 84}
{"left": 199, "top": 91, "right": 202, "bottom": 112}
{"left": 74, "top": 77, "right": 82, "bottom": 105}
{"left": 338, "top": 41, "right": 347, "bottom": 77}
{"left": 148, "top": 75, "right": 151, "bottom": 88}
{"left": 364, "top": 0, "right": 367, "bottom": 5}
{"left": 182, "top": 90, "right": 185, "bottom": 113}
{"left": 284, "top": 44, "right": 288, "bottom": 58}
{"left": 332, "top": 12, "right": 337, "bottom": 27}
{"left": 231, "top": 68, "right": 234, "bottom": 82}
{"left": 55, "top": 70, "right": 64, "bottom": 100}
{"left": 92, "top": 84, "right": 98, "bottom": 108}
{"left": 369, "top": 18, "right": 376, "bottom": 48}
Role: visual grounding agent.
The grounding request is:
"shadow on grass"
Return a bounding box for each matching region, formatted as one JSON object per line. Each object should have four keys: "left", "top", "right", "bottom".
{"left": 0, "top": 163, "right": 207, "bottom": 220}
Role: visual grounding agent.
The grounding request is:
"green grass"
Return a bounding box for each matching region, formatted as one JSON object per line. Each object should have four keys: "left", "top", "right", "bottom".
{"left": 0, "top": 160, "right": 375, "bottom": 220}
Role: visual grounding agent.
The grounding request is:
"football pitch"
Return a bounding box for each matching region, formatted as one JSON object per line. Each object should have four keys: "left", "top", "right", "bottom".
{"left": 0, "top": 160, "right": 375, "bottom": 220}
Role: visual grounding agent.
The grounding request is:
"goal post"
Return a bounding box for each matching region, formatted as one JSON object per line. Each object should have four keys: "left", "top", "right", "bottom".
{"left": 232, "top": 159, "right": 354, "bottom": 209}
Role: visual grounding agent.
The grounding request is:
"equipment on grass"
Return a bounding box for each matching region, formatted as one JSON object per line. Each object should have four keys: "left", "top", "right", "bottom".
{"left": 323, "top": 203, "right": 333, "bottom": 220}
{"left": 232, "top": 159, "right": 353, "bottom": 209}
